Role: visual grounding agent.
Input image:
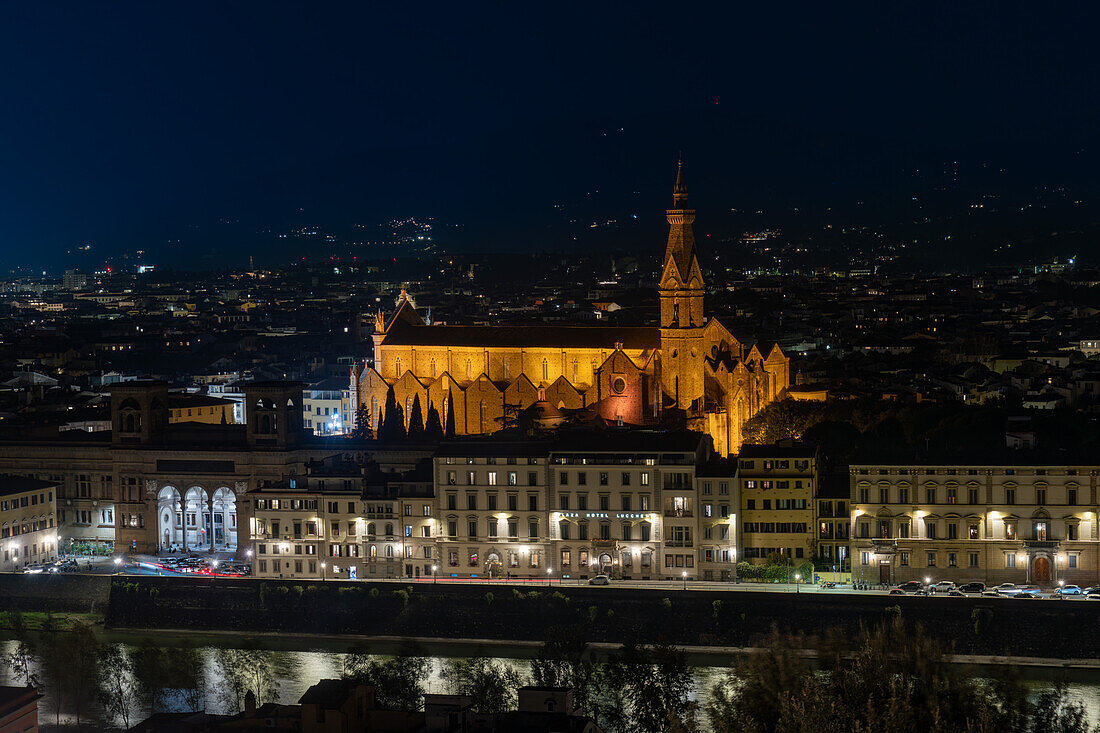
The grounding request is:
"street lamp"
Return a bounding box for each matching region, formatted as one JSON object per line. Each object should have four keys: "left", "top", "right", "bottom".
{"left": 321, "top": 561, "right": 327, "bottom": 582}
{"left": 113, "top": 557, "right": 122, "bottom": 575}
{"left": 1058, "top": 578, "right": 1065, "bottom": 600}
{"left": 246, "top": 548, "right": 253, "bottom": 559}
{"left": 682, "top": 570, "right": 688, "bottom": 591}
{"left": 547, "top": 567, "right": 553, "bottom": 586}
{"left": 432, "top": 564, "right": 438, "bottom": 584}
{"left": 794, "top": 572, "right": 801, "bottom": 594}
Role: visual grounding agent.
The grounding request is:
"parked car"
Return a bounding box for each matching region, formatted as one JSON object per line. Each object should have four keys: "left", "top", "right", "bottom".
{"left": 1055, "top": 585, "right": 1083, "bottom": 595}
{"left": 588, "top": 575, "right": 610, "bottom": 586}
{"left": 958, "top": 582, "right": 986, "bottom": 594}
{"left": 1087, "top": 593, "right": 1100, "bottom": 601}
{"left": 897, "top": 580, "right": 924, "bottom": 593}
{"left": 993, "top": 583, "right": 1019, "bottom": 595}
{"left": 932, "top": 581, "right": 956, "bottom": 593}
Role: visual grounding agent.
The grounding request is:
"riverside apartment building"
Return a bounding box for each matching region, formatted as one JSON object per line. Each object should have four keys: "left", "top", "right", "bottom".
{"left": 851, "top": 463, "right": 1100, "bottom": 587}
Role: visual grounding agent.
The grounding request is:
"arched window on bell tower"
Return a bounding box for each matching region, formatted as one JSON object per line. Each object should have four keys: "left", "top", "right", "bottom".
{"left": 541, "top": 359, "right": 548, "bottom": 382}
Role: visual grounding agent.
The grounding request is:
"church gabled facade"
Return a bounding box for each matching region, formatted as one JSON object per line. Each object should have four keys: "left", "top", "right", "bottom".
{"left": 352, "top": 162, "right": 789, "bottom": 455}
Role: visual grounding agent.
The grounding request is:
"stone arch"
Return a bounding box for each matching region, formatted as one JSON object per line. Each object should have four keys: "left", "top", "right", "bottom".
{"left": 211, "top": 486, "right": 237, "bottom": 550}
{"left": 157, "top": 486, "right": 183, "bottom": 552}
{"left": 184, "top": 486, "right": 211, "bottom": 551}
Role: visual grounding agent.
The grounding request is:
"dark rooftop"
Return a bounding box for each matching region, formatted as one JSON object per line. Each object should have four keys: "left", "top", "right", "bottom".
{"left": 739, "top": 441, "right": 818, "bottom": 459}
{"left": 0, "top": 474, "right": 57, "bottom": 498}
{"left": 818, "top": 472, "right": 851, "bottom": 499}
{"left": 168, "top": 394, "right": 236, "bottom": 408}
{"left": 435, "top": 438, "right": 551, "bottom": 458}
{"left": 551, "top": 428, "right": 707, "bottom": 454}
{"left": 298, "top": 678, "right": 352, "bottom": 707}
{"left": 383, "top": 323, "right": 658, "bottom": 350}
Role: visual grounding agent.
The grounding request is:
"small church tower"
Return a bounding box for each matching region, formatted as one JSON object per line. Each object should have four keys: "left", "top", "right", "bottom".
{"left": 658, "top": 159, "right": 706, "bottom": 410}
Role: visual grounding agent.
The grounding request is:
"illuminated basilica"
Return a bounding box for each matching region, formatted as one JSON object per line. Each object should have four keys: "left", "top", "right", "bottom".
{"left": 352, "top": 163, "right": 789, "bottom": 455}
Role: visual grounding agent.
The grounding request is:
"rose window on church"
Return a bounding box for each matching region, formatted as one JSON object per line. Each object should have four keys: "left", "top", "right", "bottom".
{"left": 611, "top": 377, "right": 627, "bottom": 395}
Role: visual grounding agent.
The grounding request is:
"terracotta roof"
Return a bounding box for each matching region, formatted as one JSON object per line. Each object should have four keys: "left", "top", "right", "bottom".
{"left": 383, "top": 324, "right": 658, "bottom": 350}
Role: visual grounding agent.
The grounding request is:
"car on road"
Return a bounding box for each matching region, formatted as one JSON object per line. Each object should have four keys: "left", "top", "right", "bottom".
{"left": 1055, "top": 585, "right": 1083, "bottom": 595}
{"left": 992, "top": 583, "right": 1018, "bottom": 595}
{"left": 588, "top": 575, "right": 610, "bottom": 586}
{"left": 21, "top": 564, "right": 45, "bottom": 574}
{"left": 1087, "top": 593, "right": 1100, "bottom": 601}
{"left": 897, "top": 580, "right": 924, "bottom": 593}
{"left": 932, "top": 581, "right": 956, "bottom": 593}
{"left": 1012, "top": 586, "right": 1041, "bottom": 598}
{"left": 947, "top": 589, "right": 966, "bottom": 597}
{"left": 958, "top": 582, "right": 986, "bottom": 594}
{"left": 888, "top": 587, "right": 907, "bottom": 595}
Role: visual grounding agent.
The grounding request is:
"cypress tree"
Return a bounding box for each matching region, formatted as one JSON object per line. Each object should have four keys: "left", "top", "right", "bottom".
{"left": 351, "top": 404, "right": 372, "bottom": 440}
{"left": 407, "top": 393, "right": 425, "bottom": 441}
{"left": 445, "top": 389, "right": 457, "bottom": 438}
{"left": 424, "top": 401, "right": 444, "bottom": 441}
{"left": 380, "top": 384, "right": 406, "bottom": 441}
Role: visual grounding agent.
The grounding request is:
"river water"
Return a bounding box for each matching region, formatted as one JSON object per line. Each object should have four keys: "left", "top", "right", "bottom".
{"left": 2, "top": 633, "right": 1098, "bottom": 731}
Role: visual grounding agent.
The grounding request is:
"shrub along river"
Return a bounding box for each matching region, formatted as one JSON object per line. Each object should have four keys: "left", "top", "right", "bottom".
{"left": 2, "top": 631, "right": 1099, "bottom": 731}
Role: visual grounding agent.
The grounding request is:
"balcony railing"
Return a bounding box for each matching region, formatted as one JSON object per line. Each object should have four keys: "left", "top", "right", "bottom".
{"left": 664, "top": 540, "right": 694, "bottom": 548}
{"left": 663, "top": 510, "right": 693, "bottom": 518}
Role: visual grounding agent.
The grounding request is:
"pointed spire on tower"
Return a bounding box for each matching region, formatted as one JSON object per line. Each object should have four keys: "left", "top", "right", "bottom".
{"left": 673, "top": 155, "right": 688, "bottom": 208}
{"left": 662, "top": 157, "right": 699, "bottom": 284}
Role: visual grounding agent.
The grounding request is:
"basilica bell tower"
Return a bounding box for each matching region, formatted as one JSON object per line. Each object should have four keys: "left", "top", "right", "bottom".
{"left": 658, "top": 159, "right": 706, "bottom": 411}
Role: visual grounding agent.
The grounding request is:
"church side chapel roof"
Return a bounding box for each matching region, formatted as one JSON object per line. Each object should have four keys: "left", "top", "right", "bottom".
{"left": 381, "top": 322, "right": 659, "bottom": 350}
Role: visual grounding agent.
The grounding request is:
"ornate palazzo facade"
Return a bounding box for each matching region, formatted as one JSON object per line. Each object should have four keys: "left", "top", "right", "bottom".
{"left": 353, "top": 163, "right": 790, "bottom": 455}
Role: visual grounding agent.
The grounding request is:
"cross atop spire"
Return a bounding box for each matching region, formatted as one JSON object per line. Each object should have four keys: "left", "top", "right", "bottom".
{"left": 673, "top": 156, "right": 688, "bottom": 208}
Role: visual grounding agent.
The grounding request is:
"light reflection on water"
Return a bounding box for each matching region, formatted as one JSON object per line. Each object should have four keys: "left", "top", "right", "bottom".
{"left": 1, "top": 639, "right": 1097, "bottom": 729}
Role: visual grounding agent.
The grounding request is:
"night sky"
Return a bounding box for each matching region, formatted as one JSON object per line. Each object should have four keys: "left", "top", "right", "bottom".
{"left": 2, "top": 3, "right": 1098, "bottom": 270}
